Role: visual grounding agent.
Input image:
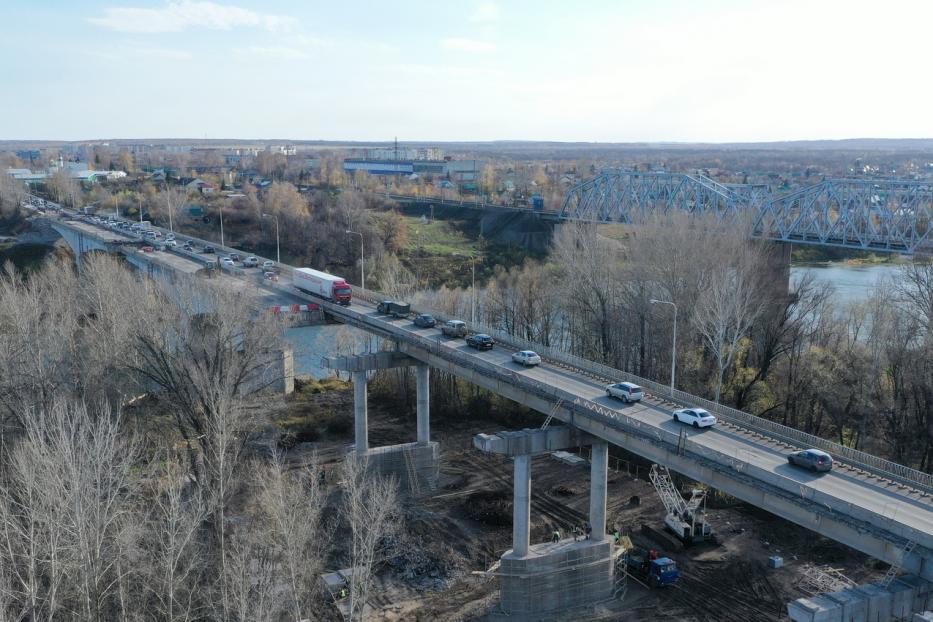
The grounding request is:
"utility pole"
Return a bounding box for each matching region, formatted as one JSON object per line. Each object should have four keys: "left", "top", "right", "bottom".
{"left": 650, "top": 299, "right": 678, "bottom": 396}
{"left": 346, "top": 230, "right": 364, "bottom": 290}
{"left": 262, "top": 213, "right": 280, "bottom": 264}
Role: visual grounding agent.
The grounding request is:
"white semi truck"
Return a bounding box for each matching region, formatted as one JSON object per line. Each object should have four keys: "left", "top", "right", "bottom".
{"left": 293, "top": 268, "right": 352, "bottom": 305}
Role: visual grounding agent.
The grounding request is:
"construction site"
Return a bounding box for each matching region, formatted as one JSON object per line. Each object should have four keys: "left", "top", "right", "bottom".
{"left": 277, "top": 377, "right": 922, "bottom": 622}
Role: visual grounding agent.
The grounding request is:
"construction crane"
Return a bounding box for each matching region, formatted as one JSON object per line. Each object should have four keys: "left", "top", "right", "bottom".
{"left": 649, "top": 464, "right": 714, "bottom": 545}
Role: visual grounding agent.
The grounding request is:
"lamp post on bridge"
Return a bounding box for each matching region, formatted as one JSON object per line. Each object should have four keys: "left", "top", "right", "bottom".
{"left": 650, "top": 299, "right": 677, "bottom": 397}
{"left": 262, "top": 212, "right": 280, "bottom": 264}
{"left": 454, "top": 252, "right": 477, "bottom": 324}
{"left": 346, "top": 229, "right": 364, "bottom": 290}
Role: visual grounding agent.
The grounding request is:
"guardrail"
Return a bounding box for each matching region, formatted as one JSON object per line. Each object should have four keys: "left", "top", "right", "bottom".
{"left": 346, "top": 285, "right": 933, "bottom": 495}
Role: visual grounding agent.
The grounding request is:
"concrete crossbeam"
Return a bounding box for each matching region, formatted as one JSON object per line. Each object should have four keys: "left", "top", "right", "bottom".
{"left": 473, "top": 426, "right": 587, "bottom": 456}
{"left": 322, "top": 351, "right": 417, "bottom": 372}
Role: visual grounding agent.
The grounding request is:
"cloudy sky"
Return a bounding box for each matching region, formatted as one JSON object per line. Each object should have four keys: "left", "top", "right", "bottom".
{"left": 2, "top": 0, "right": 931, "bottom": 142}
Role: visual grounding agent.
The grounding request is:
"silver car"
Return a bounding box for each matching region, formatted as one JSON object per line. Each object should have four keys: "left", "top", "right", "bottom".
{"left": 511, "top": 350, "right": 542, "bottom": 366}
{"left": 606, "top": 382, "right": 643, "bottom": 403}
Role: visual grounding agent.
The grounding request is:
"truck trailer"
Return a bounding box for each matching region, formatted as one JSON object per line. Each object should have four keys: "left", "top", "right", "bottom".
{"left": 293, "top": 268, "right": 352, "bottom": 305}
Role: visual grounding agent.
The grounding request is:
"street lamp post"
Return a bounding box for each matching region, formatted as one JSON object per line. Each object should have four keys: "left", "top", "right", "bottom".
{"left": 650, "top": 299, "right": 678, "bottom": 396}
{"left": 218, "top": 203, "right": 225, "bottom": 248}
{"left": 166, "top": 192, "right": 174, "bottom": 233}
{"left": 262, "top": 213, "right": 280, "bottom": 264}
{"left": 346, "top": 230, "right": 364, "bottom": 290}
{"left": 455, "top": 253, "right": 477, "bottom": 324}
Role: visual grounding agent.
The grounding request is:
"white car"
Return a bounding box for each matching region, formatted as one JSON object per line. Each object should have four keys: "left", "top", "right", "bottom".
{"left": 243, "top": 256, "right": 259, "bottom": 267}
{"left": 164, "top": 239, "right": 178, "bottom": 247}
{"left": 606, "top": 382, "right": 643, "bottom": 403}
{"left": 262, "top": 260, "right": 276, "bottom": 271}
{"left": 511, "top": 350, "right": 542, "bottom": 366}
{"left": 672, "top": 407, "right": 717, "bottom": 428}
{"left": 220, "top": 257, "right": 235, "bottom": 268}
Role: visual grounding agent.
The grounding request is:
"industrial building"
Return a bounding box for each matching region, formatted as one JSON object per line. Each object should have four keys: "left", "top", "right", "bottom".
{"left": 343, "top": 158, "right": 479, "bottom": 182}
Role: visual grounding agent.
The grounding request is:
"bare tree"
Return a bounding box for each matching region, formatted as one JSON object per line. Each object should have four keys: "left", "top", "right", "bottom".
{"left": 253, "top": 453, "right": 327, "bottom": 621}
{"left": 143, "top": 455, "right": 208, "bottom": 622}
{"left": 341, "top": 456, "right": 400, "bottom": 622}
{"left": 693, "top": 238, "right": 768, "bottom": 403}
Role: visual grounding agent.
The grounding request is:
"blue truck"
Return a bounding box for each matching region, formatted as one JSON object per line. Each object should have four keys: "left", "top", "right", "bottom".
{"left": 622, "top": 547, "right": 679, "bottom": 588}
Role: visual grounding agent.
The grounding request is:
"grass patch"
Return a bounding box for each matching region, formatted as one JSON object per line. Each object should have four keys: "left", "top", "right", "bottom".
{"left": 294, "top": 376, "right": 348, "bottom": 396}
{"left": 403, "top": 215, "right": 480, "bottom": 256}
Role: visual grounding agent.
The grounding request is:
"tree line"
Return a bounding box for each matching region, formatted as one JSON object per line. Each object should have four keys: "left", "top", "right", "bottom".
{"left": 416, "top": 215, "right": 933, "bottom": 472}
{"left": 0, "top": 255, "right": 399, "bottom": 621}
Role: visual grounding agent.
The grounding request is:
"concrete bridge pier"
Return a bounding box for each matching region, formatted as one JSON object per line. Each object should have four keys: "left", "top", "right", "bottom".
{"left": 474, "top": 427, "right": 615, "bottom": 619}
{"left": 325, "top": 352, "right": 439, "bottom": 493}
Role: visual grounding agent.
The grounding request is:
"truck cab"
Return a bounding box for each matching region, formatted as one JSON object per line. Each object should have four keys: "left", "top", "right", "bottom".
{"left": 648, "top": 557, "right": 679, "bottom": 587}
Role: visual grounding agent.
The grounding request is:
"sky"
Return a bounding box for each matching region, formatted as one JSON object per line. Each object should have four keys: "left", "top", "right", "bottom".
{"left": 2, "top": 0, "right": 932, "bottom": 143}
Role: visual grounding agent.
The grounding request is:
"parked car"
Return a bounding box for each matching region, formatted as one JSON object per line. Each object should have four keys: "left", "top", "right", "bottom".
{"left": 243, "top": 256, "right": 259, "bottom": 268}
{"left": 787, "top": 449, "right": 833, "bottom": 472}
{"left": 164, "top": 239, "right": 178, "bottom": 247}
{"left": 202, "top": 246, "right": 216, "bottom": 254}
{"left": 141, "top": 246, "right": 154, "bottom": 253}
{"left": 182, "top": 243, "right": 194, "bottom": 251}
{"left": 511, "top": 350, "right": 542, "bottom": 366}
{"left": 220, "top": 257, "right": 235, "bottom": 268}
{"left": 413, "top": 314, "right": 437, "bottom": 328}
{"left": 441, "top": 320, "right": 468, "bottom": 337}
{"left": 466, "top": 334, "right": 495, "bottom": 350}
{"left": 263, "top": 271, "right": 279, "bottom": 282}
{"left": 672, "top": 408, "right": 717, "bottom": 428}
{"left": 165, "top": 233, "right": 175, "bottom": 241}
{"left": 262, "top": 260, "right": 276, "bottom": 271}
{"left": 606, "top": 382, "right": 643, "bottom": 403}
{"left": 228, "top": 253, "right": 241, "bottom": 262}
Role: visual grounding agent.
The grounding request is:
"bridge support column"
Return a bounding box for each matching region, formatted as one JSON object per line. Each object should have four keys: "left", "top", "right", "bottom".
{"left": 352, "top": 371, "right": 368, "bottom": 452}
{"left": 416, "top": 365, "right": 430, "bottom": 444}
{"left": 473, "top": 428, "right": 615, "bottom": 618}
{"left": 512, "top": 455, "right": 531, "bottom": 558}
{"left": 589, "top": 441, "right": 608, "bottom": 541}
{"left": 328, "top": 354, "right": 439, "bottom": 494}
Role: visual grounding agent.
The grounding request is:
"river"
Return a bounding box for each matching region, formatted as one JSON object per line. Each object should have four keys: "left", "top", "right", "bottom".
{"left": 790, "top": 262, "right": 904, "bottom": 305}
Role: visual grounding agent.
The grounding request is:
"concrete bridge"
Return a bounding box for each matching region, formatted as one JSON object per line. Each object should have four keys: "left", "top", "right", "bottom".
{"left": 34, "top": 204, "right": 933, "bottom": 619}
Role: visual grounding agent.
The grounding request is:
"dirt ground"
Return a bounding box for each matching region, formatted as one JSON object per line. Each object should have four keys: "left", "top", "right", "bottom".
{"left": 278, "top": 382, "right": 885, "bottom": 622}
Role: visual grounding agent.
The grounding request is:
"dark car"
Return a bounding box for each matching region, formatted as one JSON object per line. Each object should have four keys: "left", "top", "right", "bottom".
{"left": 413, "top": 313, "right": 437, "bottom": 328}
{"left": 787, "top": 449, "right": 833, "bottom": 472}
{"left": 466, "top": 333, "right": 495, "bottom": 350}
{"left": 202, "top": 246, "right": 216, "bottom": 254}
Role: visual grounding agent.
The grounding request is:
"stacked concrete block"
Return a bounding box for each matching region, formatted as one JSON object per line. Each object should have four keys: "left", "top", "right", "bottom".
{"left": 890, "top": 579, "right": 917, "bottom": 620}
{"left": 498, "top": 539, "right": 614, "bottom": 619}
{"left": 855, "top": 584, "right": 892, "bottom": 622}
{"left": 898, "top": 576, "right": 932, "bottom": 613}
{"left": 787, "top": 595, "right": 843, "bottom": 622}
{"left": 825, "top": 588, "right": 868, "bottom": 622}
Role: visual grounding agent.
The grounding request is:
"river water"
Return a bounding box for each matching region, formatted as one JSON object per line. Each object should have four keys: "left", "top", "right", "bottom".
{"left": 790, "top": 263, "right": 903, "bottom": 305}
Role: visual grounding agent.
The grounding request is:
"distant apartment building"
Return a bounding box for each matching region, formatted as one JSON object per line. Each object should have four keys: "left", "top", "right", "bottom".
{"left": 366, "top": 147, "right": 443, "bottom": 161}
{"left": 269, "top": 145, "right": 297, "bottom": 156}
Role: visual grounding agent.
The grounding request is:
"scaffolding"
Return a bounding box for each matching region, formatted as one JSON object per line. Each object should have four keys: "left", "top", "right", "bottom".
{"left": 796, "top": 564, "right": 856, "bottom": 595}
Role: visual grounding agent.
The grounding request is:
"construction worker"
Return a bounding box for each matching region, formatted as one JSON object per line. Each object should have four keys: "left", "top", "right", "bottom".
{"left": 318, "top": 469, "right": 326, "bottom": 486}
{"left": 552, "top": 528, "right": 561, "bottom": 543}
{"left": 338, "top": 587, "right": 348, "bottom": 599}
{"left": 585, "top": 523, "right": 592, "bottom": 540}
{"left": 572, "top": 525, "right": 581, "bottom": 541}
{"left": 613, "top": 530, "right": 621, "bottom": 544}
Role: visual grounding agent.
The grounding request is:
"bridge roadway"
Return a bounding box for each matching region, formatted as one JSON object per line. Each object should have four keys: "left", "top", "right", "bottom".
{"left": 32, "top": 200, "right": 933, "bottom": 579}
{"left": 309, "top": 297, "right": 933, "bottom": 579}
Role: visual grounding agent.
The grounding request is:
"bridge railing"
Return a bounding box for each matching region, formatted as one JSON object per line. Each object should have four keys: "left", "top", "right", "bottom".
{"left": 348, "top": 285, "right": 933, "bottom": 495}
